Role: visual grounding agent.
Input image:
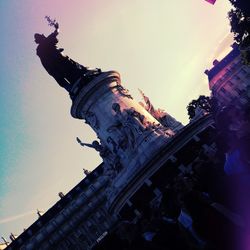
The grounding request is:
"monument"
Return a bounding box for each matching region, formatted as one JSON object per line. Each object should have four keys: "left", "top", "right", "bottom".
{"left": 4, "top": 18, "right": 221, "bottom": 250}
{"left": 35, "top": 17, "right": 181, "bottom": 204}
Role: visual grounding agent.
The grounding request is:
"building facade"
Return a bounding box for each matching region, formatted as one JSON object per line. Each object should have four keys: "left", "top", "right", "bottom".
{"left": 205, "top": 43, "right": 250, "bottom": 107}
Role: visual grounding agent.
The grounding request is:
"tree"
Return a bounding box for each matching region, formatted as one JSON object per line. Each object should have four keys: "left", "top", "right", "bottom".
{"left": 228, "top": 0, "right": 250, "bottom": 64}
{"left": 228, "top": 0, "right": 250, "bottom": 15}
{"left": 228, "top": 8, "right": 250, "bottom": 45}
{"left": 187, "top": 95, "right": 211, "bottom": 120}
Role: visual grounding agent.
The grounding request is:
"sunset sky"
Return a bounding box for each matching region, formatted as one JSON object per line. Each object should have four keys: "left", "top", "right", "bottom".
{"left": 0, "top": 0, "right": 233, "bottom": 240}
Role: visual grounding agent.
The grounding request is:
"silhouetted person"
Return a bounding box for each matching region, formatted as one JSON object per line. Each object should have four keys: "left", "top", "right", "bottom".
{"left": 34, "top": 22, "right": 101, "bottom": 92}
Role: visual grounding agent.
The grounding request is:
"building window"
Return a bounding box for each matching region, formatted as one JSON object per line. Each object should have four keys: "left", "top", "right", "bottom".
{"left": 27, "top": 229, "right": 33, "bottom": 236}
{"left": 240, "top": 69, "right": 247, "bottom": 76}
{"left": 221, "top": 87, "right": 226, "bottom": 93}
{"left": 37, "top": 221, "right": 42, "bottom": 227}
{"left": 89, "top": 185, "right": 96, "bottom": 192}
{"left": 232, "top": 75, "right": 240, "bottom": 81}
{"left": 235, "top": 88, "right": 244, "bottom": 95}
{"left": 17, "top": 239, "right": 23, "bottom": 244}
{"left": 215, "top": 79, "right": 222, "bottom": 86}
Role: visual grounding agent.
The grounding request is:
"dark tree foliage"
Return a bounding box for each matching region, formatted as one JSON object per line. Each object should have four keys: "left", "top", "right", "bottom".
{"left": 228, "top": 0, "right": 250, "bottom": 64}
{"left": 187, "top": 95, "right": 211, "bottom": 120}
{"left": 228, "top": 0, "right": 250, "bottom": 15}
{"left": 228, "top": 8, "right": 250, "bottom": 45}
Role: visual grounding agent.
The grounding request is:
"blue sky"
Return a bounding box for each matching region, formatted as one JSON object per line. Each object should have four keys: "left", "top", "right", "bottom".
{"left": 0, "top": 0, "right": 233, "bottom": 241}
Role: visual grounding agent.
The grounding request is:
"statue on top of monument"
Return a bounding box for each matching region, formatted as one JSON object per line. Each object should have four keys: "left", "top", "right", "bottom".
{"left": 34, "top": 16, "right": 101, "bottom": 92}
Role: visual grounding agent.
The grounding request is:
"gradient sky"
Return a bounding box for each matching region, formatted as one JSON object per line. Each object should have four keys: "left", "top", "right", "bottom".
{"left": 0, "top": 0, "right": 233, "bottom": 241}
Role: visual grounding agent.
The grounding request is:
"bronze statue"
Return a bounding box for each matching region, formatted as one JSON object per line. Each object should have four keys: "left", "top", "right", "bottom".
{"left": 76, "top": 137, "right": 122, "bottom": 174}
{"left": 34, "top": 17, "right": 101, "bottom": 92}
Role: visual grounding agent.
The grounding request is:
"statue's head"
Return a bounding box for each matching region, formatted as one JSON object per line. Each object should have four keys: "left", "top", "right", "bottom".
{"left": 126, "top": 107, "right": 135, "bottom": 115}
{"left": 34, "top": 33, "right": 46, "bottom": 44}
{"left": 112, "top": 103, "right": 121, "bottom": 113}
{"left": 92, "top": 141, "right": 100, "bottom": 147}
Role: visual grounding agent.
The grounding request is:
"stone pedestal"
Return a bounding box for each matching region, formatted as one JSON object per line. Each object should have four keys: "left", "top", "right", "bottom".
{"left": 71, "top": 71, "right": 173, "bottom": 197}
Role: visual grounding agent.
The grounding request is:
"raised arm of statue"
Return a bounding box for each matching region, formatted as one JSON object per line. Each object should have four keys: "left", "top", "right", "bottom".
{"left": 76, "top": 137, "right": 94, "bottom": 148}
{"left": 45, "top": 16, "right": 59, "bottom": 30}
{"left": 54, "top": 22, "right": 59, "bottom": 30}
{"left": 45, "top": 16, "right": 59, "bottom": 43}
{"left": 76, "top": 137, "right": 103, "bottom": 153}
{"left": 46, "top": 27, "right": 59, "bottom": 45}
{"left": 53, "top": 22, "right": 59, "bottom": 36}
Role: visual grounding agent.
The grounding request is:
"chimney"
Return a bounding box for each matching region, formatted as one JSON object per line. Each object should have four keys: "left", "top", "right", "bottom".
{"left": 9, "top": 233, "right": 16, "bottom": 242}
{"left": 83, "top": 168, "right": 91, "bottom": 176}
{"left": 37, "top": 209, "right": 43, "bottom": 218}
{"left": 213, "top": 59, "right": 219, "bottom": 66}
{"left": 204, "top": 69, "right": 209, "bottom": 75}
{"left": 58, "top": 192, "right": 65, "bottom": 198}
{"left": 1, "top": 237, "right": 9, "bottom": 246}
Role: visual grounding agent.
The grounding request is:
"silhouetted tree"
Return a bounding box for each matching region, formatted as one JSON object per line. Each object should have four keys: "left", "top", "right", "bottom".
{"left": 228, "top": 0, "right": 250, "bottom": 15}
{"left": 187, "top": 95, "right": 211, "bottom": 120}
{"left": 228, "top": 0, "right": 250, "bottom": 64}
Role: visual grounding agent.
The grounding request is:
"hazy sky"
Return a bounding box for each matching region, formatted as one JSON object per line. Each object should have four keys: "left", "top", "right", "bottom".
{"left": 0, "top": 0, "right": 233, "bottom": 241}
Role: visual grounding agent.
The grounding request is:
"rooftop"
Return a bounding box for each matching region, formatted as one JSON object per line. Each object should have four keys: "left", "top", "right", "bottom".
{"left": 5, "top": 163, "right": 104, "bottom": 249}
{"left": 205, "top": 43, "right": 241, "bottom": 81}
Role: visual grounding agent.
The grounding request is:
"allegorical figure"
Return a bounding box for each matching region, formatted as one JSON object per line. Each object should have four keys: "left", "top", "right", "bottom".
{"left": 34, "top": 16, "right": 101, "bottom": 92}
{"left": 108, "top": 103, "right": 146, "bottom": 150}
{"left": 76, "top": 137, "right": 122, "bottom": 175}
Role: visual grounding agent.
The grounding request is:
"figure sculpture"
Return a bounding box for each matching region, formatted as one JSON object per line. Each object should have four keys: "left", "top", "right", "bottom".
{"left": 83, "top": 168, "right": 91, "bottom": 176}
{"left": 139, "top": 89, "right": 182, "bottom": 133}
{"left": 76, "top": 137, "right": 122, "bottom": 174}
{"left": 34, "top": 16, "right": 101, "bottom": 92}
{"left": 108, "top": 103, "right": 146, "bottom": 150}
{"left": 76, "top": 137, "right": 107, "bottom": 156}
{"left": 83, "top": 111, "right": 100, "bottom": 130}
{"left": 110, "top": 83, "right": 133, "bottom": 99}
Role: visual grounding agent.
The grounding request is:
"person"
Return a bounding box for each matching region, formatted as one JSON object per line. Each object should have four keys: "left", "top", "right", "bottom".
{"left": 34, "top": 22, "right": 101, "bottom": 91}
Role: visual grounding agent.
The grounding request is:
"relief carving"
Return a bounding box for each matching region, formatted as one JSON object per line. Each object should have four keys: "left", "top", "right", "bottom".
{"left": 110, "top": 82, "right": 133, "bottom": 99}
{"left": 83, "top": 111, "right": 100, "bottom": 130}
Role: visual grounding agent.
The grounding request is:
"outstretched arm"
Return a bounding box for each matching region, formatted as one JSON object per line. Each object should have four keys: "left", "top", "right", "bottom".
{"left": 76, "top": 137, "right": 94, "bottom": 148}
{"left": 54, "top": 22, "right": 59, "bottom": 35}
{"left": 47, "top": 22, "right": 59, "bottom": 39}
{"left": 45, "top": 16, "right": 59, "bottom": 38}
